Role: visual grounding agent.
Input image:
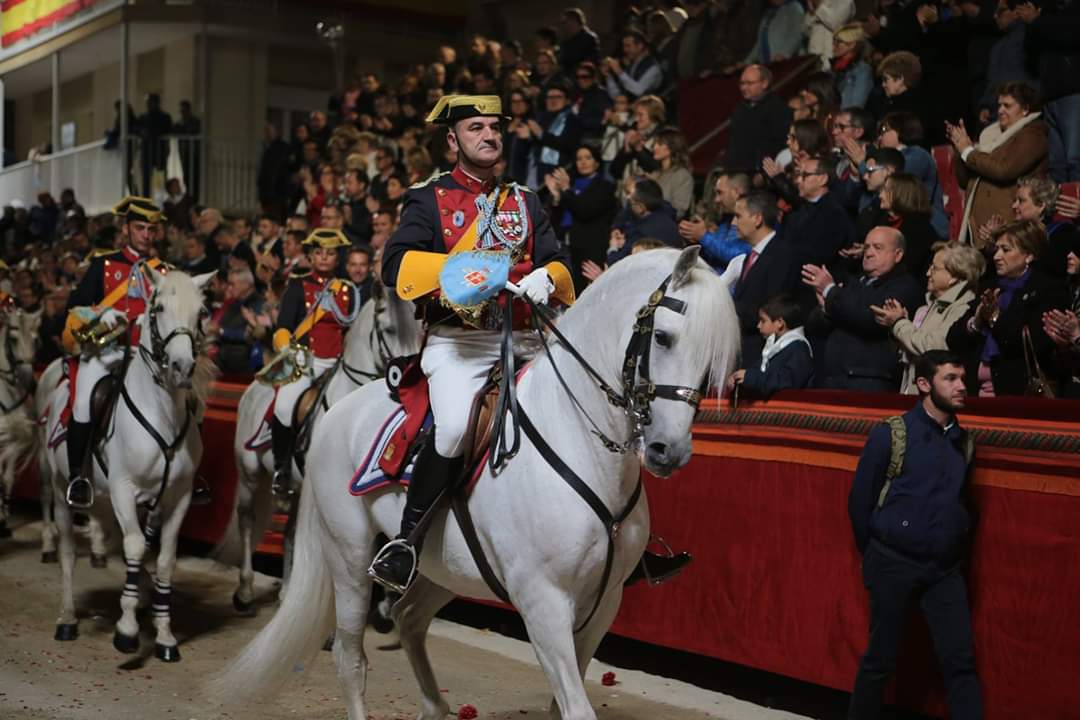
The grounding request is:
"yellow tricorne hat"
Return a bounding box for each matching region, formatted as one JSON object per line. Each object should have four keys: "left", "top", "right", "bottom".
{"left": 302, "top": 228, "right": 351, "bottom": 250}
{"left": 111, "top": 195, "right": 162, "bottom": 223}
{"left": 425, "top": 95, "right": 508, "bottom": 125}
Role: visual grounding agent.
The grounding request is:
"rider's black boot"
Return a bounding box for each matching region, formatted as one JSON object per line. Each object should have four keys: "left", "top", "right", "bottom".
{"left": 65, "top": 420, "right": 94, "bottom": 509}
{"left": 270, "top": 417, "right": 295, "bottom": 497}
{"left": 625, "top": 549, "right": 693, "bottom": 587}
{"left": 368, "top": 440, "right": 462, "bottom": 594}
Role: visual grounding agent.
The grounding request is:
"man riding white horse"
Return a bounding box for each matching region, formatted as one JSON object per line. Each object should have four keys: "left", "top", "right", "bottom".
{"left": 61, "top": 196, "right": 212, "bottom": 509}
{"left": 269, "top": 228, "right": 358, "bottom": 496}
{"left": 369, "top": 94, "right": 689, "bottom": 593}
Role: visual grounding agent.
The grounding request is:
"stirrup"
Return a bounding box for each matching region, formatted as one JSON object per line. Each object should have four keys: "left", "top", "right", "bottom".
{"left": 367, "top": 539, "right": 418, "bottom": 595}
{"left": 66, "top": 477, "right": 94, "bottom": 510}
{"left": 626, "top": 536, "right": 692, "bottom": 587}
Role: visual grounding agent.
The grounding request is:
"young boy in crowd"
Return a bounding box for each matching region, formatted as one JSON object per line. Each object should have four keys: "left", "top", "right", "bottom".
{"left": 727, "top": 294, "right": 813, "bottom": 398}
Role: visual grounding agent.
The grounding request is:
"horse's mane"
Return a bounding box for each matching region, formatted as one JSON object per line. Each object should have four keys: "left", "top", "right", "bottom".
{"left": 558, "top": 249, "right": 740, "bottom": 389}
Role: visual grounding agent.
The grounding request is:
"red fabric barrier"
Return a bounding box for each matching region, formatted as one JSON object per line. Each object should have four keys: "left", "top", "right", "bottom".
{"left": 933, "top": 145, "right": 965, "bottom": 241}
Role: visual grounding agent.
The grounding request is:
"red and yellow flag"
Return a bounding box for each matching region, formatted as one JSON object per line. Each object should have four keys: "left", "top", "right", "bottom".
{"left": 1, "top": 0, "right": 98, "bottom": 47}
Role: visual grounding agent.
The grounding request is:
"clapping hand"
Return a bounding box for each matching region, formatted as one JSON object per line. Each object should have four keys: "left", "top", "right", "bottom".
{"left": 870, "top": 298, "right": 908, "bottom": 327}
{"left": 801, "top": 263, "right": 834, "bottom": 294}
{"left": 976, "top": 214, "right": 1005, "bottom": 245}
{"left": 678, "top": 216, "right": 708, "bottom": 244}
{"left": 838, "top": 242, "right": 865, "bottom": 259}
{"left": 526, "top": 119, "right": 543, "bottom": 137}
{"left": 552, "top": 167, "right": 571, "bottom": 192}
{"left": 973, "top": 288, "right": 1002, "bottom": 330}
{"left": 762, "top": 157, "right": 784, "bottom": 179}
{"left": 581, "top": 260, "right": 606, "bottom": 281}
{"left": 1042, "top": 309, "right": 1080, "bottom": 347}
{"left": 840, "top": 135, "right": 866, "bottom": 166}
{"left": 1016, "top": 1, "right": 1040, "bottom": 22}
{"left": 1056, "top": 193, "right": 1080, "bottom": 220}
{"left": 945, "top": 120, "right": 974, "bottom": 153}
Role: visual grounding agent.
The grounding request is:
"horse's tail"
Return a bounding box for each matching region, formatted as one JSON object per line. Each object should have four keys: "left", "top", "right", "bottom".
{"left": 0, "top": 412, "right": 39, "bottom": 482}
{"left": 207, "top": 475, "right": 335, "bottom": 702}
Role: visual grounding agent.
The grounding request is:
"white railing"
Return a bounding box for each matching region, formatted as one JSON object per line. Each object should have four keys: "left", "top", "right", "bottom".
{"left": 0, "top": 136, "right": 262, "bottom": 215}
{"left": 0, "top": 140, "right": 122, "bottom": 214}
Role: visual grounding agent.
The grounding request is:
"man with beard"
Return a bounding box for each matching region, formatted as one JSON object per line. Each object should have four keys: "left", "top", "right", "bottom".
{"left": 846, "top": 349, "right": 982, "bottom": 720}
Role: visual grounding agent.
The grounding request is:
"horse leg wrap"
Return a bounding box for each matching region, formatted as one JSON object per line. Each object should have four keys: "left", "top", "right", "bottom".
{"left": 151, "top": 580, "right": 172, "bottom": 619}
{"left": 121, "top": 560, "right": 141, "bottom": 601}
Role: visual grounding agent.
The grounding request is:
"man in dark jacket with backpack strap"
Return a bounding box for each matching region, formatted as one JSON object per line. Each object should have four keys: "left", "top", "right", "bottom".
{"left": 847, "top": 349, "right": 983, "bottom": 720}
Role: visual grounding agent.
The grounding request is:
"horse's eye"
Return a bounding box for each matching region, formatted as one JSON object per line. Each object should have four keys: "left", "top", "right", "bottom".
{"left": 153, "top": 304, "right": 163, "bottom": 313}
{"left": 654, "top": 330, "right": 671, "bottom": 348}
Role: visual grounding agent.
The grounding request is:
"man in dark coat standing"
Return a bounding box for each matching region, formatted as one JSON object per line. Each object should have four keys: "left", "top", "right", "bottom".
{"left": 802, "top": 226, "right": 923, "bottom": 391}
{"left": 725, "top": 64, "right": 792, "bottom": 175}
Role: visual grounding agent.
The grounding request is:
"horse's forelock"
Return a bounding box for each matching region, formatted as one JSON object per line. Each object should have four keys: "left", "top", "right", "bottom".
{"left": 157, "top": 271, "right": 204, "bottom": 324}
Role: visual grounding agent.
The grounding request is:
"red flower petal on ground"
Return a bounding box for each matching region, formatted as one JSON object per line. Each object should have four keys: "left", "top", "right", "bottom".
{"left": 458, "top": 703, "right": 478, "bottom": 719}
{"left": 601, "top": 671, "right": 617, "bottom": 686}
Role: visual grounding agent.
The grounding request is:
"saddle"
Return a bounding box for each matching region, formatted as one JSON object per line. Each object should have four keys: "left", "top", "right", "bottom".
{"left": 53, "top": 358, "right": 122, "bottom": 457}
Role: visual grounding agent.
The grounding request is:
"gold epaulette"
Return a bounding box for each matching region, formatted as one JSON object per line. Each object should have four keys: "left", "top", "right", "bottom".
{"left": 90, "top": 248, "right": 120, "bottom": 258}
{"left": 289, "top": 268, "right": 312, "bottom": 279}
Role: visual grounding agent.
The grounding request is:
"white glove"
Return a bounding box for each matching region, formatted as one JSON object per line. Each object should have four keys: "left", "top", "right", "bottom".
{"left": 517, "top": 268, "right": 554, "bottom": 305}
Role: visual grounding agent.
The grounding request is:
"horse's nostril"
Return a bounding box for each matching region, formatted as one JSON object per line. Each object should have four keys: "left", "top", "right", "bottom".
{"left": 647, "top": 442, "right": 668, "bottom": 461}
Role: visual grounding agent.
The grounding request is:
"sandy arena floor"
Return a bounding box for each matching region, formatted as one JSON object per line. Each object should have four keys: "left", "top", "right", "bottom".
{"left": 0, "top": 516, "right": 811, "bottom": 720}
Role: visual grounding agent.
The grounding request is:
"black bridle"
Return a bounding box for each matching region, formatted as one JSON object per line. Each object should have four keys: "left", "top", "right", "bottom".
{"left": 524, "top": 272, "right": 705, "bottom": 454}
{"left": 463, "top": 273, "right": 709, "bottom": 631}
{"left": 341, "top": 293, "right": 395, "bottom": 385}
{"left": 0, "top": 318, "right": 34, "bottom": 414}
{"left": 138, "top": 291, "right": 206, "bottom": 388}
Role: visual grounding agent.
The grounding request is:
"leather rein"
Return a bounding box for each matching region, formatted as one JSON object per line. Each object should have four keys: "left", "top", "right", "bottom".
{"left": 458, "top": 273, "right": 705, "bottom": 632}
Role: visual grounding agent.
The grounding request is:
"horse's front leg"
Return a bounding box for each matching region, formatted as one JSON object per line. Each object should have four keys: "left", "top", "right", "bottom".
{"left": 518, "top": 584, "right": 598, "bottom": 720}
{"left": 110, "top": 481, "right": 147, "bottom": 654}
{"left": 149, "top": 488, "right": 192, "bottom": 662}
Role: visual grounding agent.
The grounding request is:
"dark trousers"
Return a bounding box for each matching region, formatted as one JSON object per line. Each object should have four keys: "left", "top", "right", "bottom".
{"left": 848, "top": 541, "right": 983, "bottom": 720}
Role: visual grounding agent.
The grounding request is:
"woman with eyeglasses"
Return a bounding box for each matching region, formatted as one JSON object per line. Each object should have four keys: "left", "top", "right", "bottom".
{"left": 571, "top": 61, "right": 612, "bottom": 141}
{"left": 948, "top": 81, "right": 1049, "bottom": 249}
{"left": 878, "top": 172, "right": 940, "bottom": 277}
{"left": 829, "top": 22, "right": 873, "bottom": 109}
{"left": 872, "top": 241, "right": 984, "bottom": 394}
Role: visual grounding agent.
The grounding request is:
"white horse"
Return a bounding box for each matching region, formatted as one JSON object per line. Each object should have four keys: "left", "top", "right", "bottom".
{"left": 0, "top": 306, "right": 40, "bottom": 538}
{"left": 228, "top": 279, "right": 422, "bottom": 612}
{"left": 33, "top": 358, "right": 111, "bottom": 566}
{"left": 213, "top": 247, "right": 739, "bottom": 720}
{"left": 43, "top": 270, "right": 214, "bottom": 659}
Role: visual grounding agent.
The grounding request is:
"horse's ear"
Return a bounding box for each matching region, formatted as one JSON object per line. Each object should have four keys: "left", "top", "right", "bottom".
{"left": 371, "top": 278, "right": 385, "bottom": 301}
{"left": 670, "top": 246, "right": 701, "bottom": 290}
{"left": 191, "top": 271, "right": 216, "bottom": 291}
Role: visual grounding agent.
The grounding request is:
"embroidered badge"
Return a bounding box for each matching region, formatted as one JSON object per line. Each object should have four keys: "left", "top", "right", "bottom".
{"left": 114, "top": 270, "right": 123, "bottom": 281}
{"left": 452, "top": 210, "right": 465, "bottom": 228}
{"left": 494, "top": 211, "right": 524, "bottom": 244}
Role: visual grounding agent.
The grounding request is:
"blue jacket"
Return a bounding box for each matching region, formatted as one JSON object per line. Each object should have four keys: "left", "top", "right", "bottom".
{"left": 699, "top": 220, "right": 750, "bottom": 271}
{"left": 739, "top": 335, "right": 814, "bottom": 398}
{"left": 848, "top": 403, "right": 975, "bottom": 565}
{"left": 608, "top": 202, "right": 681, "bottom": 264}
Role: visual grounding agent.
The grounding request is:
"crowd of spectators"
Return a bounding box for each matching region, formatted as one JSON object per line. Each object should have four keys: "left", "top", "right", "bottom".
{"left": 2, "top": 0, "right": 1079, "bottom": 399}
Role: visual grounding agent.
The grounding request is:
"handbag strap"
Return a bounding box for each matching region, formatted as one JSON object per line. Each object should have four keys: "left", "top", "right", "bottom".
{"left": 1021, "top": 325, "right": 1047, "bottom": 382}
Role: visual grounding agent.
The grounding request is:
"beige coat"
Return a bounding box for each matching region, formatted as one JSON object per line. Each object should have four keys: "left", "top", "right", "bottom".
{"left": 893, "top": 281, "right": 976, "bottom": 394}
{"left": 956, "top": 119, "right": 1048, "bottom": 249}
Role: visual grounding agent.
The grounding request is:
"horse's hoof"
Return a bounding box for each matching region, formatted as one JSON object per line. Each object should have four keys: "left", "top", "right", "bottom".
{"left": 232, "top": 592, "right": 254, "bottom": 614}
{"left": 0, "top": 523, "right": 11, "bottom": 539}
{"left": 370, "top": 609, "right": 395, "bottom": 635}
{"left": 90, "top": 554, "right": 108, "bottom": 569}
{"left": 113, "top": 631, "right": 139, "bottom": 654}
{"left": 54, "top": 623, "right": 78, "bottom": 641}
{"left": 322, "top": 636, "right": 334, "bottom": 652}
{"left": 154, "top": 643, "right": 181, "bottom": 662}
{"left": 41, "top": 551, "right": 58, "bottom": 564}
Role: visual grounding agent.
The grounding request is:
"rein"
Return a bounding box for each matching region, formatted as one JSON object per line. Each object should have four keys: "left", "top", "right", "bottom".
{"left": 460, "top": 273, "right": 705, "bottom": 629}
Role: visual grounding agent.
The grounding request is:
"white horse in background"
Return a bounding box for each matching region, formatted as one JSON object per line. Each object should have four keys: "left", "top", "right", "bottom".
{"left": 227, "top": 279, "right": 422, "bottom": 612}
{"left": 213, "top": 247, "right": 739, "bottom": 720}
{"left": 34, "top": 359, "right": 111, "bottom": 566}
{"left": 43, "top": 270, "right": 214, "bottom": 660}
{"left": 0, "top": 306, "right": 40, "bottom": 538}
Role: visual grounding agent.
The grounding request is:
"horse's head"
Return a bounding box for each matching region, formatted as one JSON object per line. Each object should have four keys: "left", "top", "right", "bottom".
{"left": 582, "top": 247, "right": 740, "bottom": 477}
{"left": 141, "top": 269, "right": 214, "bottom": 388}
{"left": 370, "top": 278, "right": 424, "bottom": 362}
{"left": 2, "top": 306, "right": 40, "bottom": 387}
